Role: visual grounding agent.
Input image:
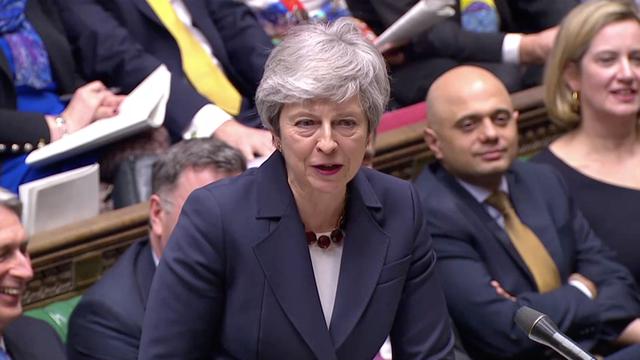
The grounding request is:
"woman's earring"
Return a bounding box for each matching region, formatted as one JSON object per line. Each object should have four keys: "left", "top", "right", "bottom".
{"left": 570, "top": 91, "right": 580, "bottom": 113}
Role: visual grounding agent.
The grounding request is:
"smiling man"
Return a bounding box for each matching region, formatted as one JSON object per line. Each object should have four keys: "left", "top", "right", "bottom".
{"left": 414, "top": 66, "right": 640, "bottom": 360}
{"left": 0, "top": 188, "right": 65, "bottom": 360}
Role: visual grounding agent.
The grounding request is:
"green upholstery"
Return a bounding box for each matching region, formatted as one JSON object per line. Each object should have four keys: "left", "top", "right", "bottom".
{"left": 25, "top": 296, "right": 81, "bottom": 342}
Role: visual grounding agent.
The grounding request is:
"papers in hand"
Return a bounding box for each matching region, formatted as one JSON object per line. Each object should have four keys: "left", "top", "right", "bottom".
{"left": 374, "top": 0, "right": 456, "bottom": 50}
{"left": 19, "top": 164, "right": 100, "bottom": 237}
{"left": 26, "top": 65, "right": 171, "bottom": 167}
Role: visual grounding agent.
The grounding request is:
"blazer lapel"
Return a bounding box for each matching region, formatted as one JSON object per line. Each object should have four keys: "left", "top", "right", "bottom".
{"left": 434, "top": 164, "right": 534, "bottom": 283}
{"left": 329, "top": 171, "right": 389, "bottom": 349}
{"left": 133, "top": 0, "right": 165, "bottom": 26}
{"left": 252, "top": 152, "right": 337, "bottom": 360}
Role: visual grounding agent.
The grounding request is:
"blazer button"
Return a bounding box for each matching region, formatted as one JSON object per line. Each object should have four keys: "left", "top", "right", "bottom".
{"left": 10, "top": 144, "right": 19, "bottom": 153}
{"left": 24, "top": 143, "right": 33, "bottom": 152}
{"left": 0, "top": 144, "right": 5, "bottom": 152}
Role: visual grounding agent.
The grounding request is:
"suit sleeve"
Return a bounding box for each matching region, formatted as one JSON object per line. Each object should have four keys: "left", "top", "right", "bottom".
{"left": 139, "top": 187, "right": 225, "bottom": 359}
{"left": 53, "top": 0, "right": 209, "bottom": 138}
{"left": 67, "top": 297, "right": 141, "bottom": 360}
{"left": 0, "top": 112, "right": 50, "bottom": 150}
{"left": 390, "top": 185, "right": 455, "bottom": 360}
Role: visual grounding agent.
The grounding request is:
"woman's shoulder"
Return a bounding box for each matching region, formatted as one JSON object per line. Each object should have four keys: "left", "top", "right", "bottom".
{"left": 358, "top": 167, "right": 411, "bottom": 190}
{"left": 355, "top": 167, "right": 415, "bottom": 204}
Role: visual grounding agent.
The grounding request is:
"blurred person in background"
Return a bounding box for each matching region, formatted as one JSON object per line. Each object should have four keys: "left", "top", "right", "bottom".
{"left": 0, "top": 187, "right": 66, "bottom": 360}
{"left": 0, "top": 0, "right": 123, "bottom": 193}
{"left": 67, "top": 138, "right": 245, "bottom": 360}
{"left": 534, "top": 0, "right": 640, "bottom": 284}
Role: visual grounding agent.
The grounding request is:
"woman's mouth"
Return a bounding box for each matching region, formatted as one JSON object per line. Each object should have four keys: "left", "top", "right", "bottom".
{"left": 313, "top": 164, "right": 343, "bottom": 175}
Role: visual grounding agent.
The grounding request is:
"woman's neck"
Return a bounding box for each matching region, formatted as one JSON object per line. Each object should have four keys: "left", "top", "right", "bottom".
{"left": 567, "top": 112, "right": 638, "bottom": 155}
{"left": 289, "top": 183, "right": 346, "bottom": 233}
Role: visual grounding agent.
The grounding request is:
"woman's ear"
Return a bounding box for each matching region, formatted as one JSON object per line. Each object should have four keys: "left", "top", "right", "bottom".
{"left": 271, "top": 132, "right": 281, "bottom": 152}
{"left": 563, "top": 61, "right": 581, "bottom": 92}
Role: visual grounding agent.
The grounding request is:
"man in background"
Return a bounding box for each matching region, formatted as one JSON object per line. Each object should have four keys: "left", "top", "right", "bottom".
{"left": 67, "top": 138, "right": 246, "bottom": 360}
{"left": 347, "top": 0, "right": 578, "bottom": 106}
{"left": 0, "top": 188, "right": 66, "bottom": 360}
{"left": 55, "top": 0, "right": 275, "bottom": 161}
{"left": 415, "top": 66, "right": 640, "bottom": 359}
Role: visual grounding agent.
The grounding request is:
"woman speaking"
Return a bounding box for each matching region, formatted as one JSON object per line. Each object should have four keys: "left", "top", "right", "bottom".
{"left": 139, "top": 19, "right": 454, "bottom": 359}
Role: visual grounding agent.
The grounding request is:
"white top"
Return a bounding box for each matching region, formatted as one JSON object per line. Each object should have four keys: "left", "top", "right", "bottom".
{"left": 308, "top": 232, "right": 344, "bottom": 328}
{"left": 169, "top": 0, "right": 233, "bottom": 139}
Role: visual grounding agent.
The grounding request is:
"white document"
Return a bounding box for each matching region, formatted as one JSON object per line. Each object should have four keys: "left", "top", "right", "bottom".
{"left": 19, "top": 164, "right": 100, "bottom": 237}
{"left": 26, "top": 65, "right": 171, "bottom": 167}
{"left": 374, "top": 0, "right": 456, "bottom": 50}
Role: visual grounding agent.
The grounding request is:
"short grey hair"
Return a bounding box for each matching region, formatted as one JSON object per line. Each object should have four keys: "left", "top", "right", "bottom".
{"left": 151, "top": 138, "right": 246, "bottom": 198}
{"left": 0, "top": 187, "right": 21, "bottom": 220}
{"left": 256, "top": 18, "right": 390, "bottom": 135}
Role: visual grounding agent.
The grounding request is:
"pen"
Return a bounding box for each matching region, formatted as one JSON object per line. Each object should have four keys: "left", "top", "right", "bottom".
{"left": 59, "top": 86, "right": 122, "bottom": 102}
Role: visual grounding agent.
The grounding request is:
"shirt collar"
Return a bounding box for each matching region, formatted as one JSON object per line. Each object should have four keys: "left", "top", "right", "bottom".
{"left": 456, "top": 176, "right": 509, "bottom": 204}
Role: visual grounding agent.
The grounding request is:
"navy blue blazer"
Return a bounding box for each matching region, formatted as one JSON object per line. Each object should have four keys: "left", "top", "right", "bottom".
{"left": 54, "top": 0, "right": 273, "bottom": 138}
{"left": 139, "top": 151, "right": 455, "bottom": 359}
{"left": 5, "top": 316, "right": 66, "bottom": 360}
{"left": 414, "top": 161, "right": 640, "bottom": 360}
{"left": 67, "top": 238, "right": 155, "bottom": 360}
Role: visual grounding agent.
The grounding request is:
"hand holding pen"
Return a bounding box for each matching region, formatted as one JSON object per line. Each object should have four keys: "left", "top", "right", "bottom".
{"left": 46, "top": 81, "right": 126, "bottom": 141}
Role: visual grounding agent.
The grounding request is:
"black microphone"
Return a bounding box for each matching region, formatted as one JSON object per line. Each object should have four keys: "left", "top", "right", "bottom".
{"left": 514, "top": 306, "right": 597, "bottom": 360}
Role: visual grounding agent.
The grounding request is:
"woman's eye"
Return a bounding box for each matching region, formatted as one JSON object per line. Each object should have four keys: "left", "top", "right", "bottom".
{"left": 336, "top": 119, "right": 356, "bottom": 128}
{"left": 295, "top": 119, "right": 316, "bottom": 128}
{"left": 596, "top": 55, "right": 616, "bottom": 65}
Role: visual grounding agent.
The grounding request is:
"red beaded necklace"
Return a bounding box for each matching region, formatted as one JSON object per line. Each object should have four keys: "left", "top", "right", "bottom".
{"left": 305, "top": 211, "right": 346, "bottom": 249}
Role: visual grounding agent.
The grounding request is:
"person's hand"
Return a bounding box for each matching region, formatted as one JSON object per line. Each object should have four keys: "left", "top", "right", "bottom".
{"left": 214, "top": 120, "right": 274, "bottom": 161}
{"left": 519, "top": 26, "right": 559, "bottom": 64}
{"left": 61, "top": 81, "right": 124, "bottom": 133}
{"left": 569, "top": 273, "right": 598, "bottom": 298}
{"left": 616, "top": 318, "right": 640, "bottom": 345}
{"left": 491, "top": 280, "right": 516, "bottom": 302}
{"left": 377, "top": 41, "right": 408, "bottom": 66}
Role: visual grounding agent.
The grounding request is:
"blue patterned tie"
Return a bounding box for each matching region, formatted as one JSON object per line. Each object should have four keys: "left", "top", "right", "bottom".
{"left": 461, "top": 0, "right": 499, "bottom": 33}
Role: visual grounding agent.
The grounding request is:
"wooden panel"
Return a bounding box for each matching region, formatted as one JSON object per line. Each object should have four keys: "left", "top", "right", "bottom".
{"left": 24, "top": 202, "right": 149, "bottom": 308}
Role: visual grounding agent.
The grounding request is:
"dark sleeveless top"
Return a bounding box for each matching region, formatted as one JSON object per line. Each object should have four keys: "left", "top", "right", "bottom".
{"left": 533, "top": 148, "right": 640, "bottom": 285}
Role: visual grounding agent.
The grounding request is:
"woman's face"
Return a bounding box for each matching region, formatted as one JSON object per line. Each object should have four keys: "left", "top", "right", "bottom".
{"left": 276, "top": 96, "right": 369, "bottom": 197}
{"left": 566, "top": 20, "right": 640, "bottom": 120}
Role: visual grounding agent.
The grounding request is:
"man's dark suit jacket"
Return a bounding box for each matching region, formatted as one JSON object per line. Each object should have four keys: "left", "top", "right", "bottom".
{"left": 4, "top": 316, "right": 66, "bottom": 360}
{"left": 138, "top": 151, "right": 455, "bottom": 359}
{"left": 67, "top": 238, "right": 154, "bottom": 360}
{"left": 54, "top": 0, "right": 273, "bottom": 139}
{"left": 414, "top": 161, "right": 640, "bottom": 360}
{"left": 346, "top": 0, "right": 577, "bottom": 104}
{"left": 0, "top": 0, "right": 80, "bottom": 154}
